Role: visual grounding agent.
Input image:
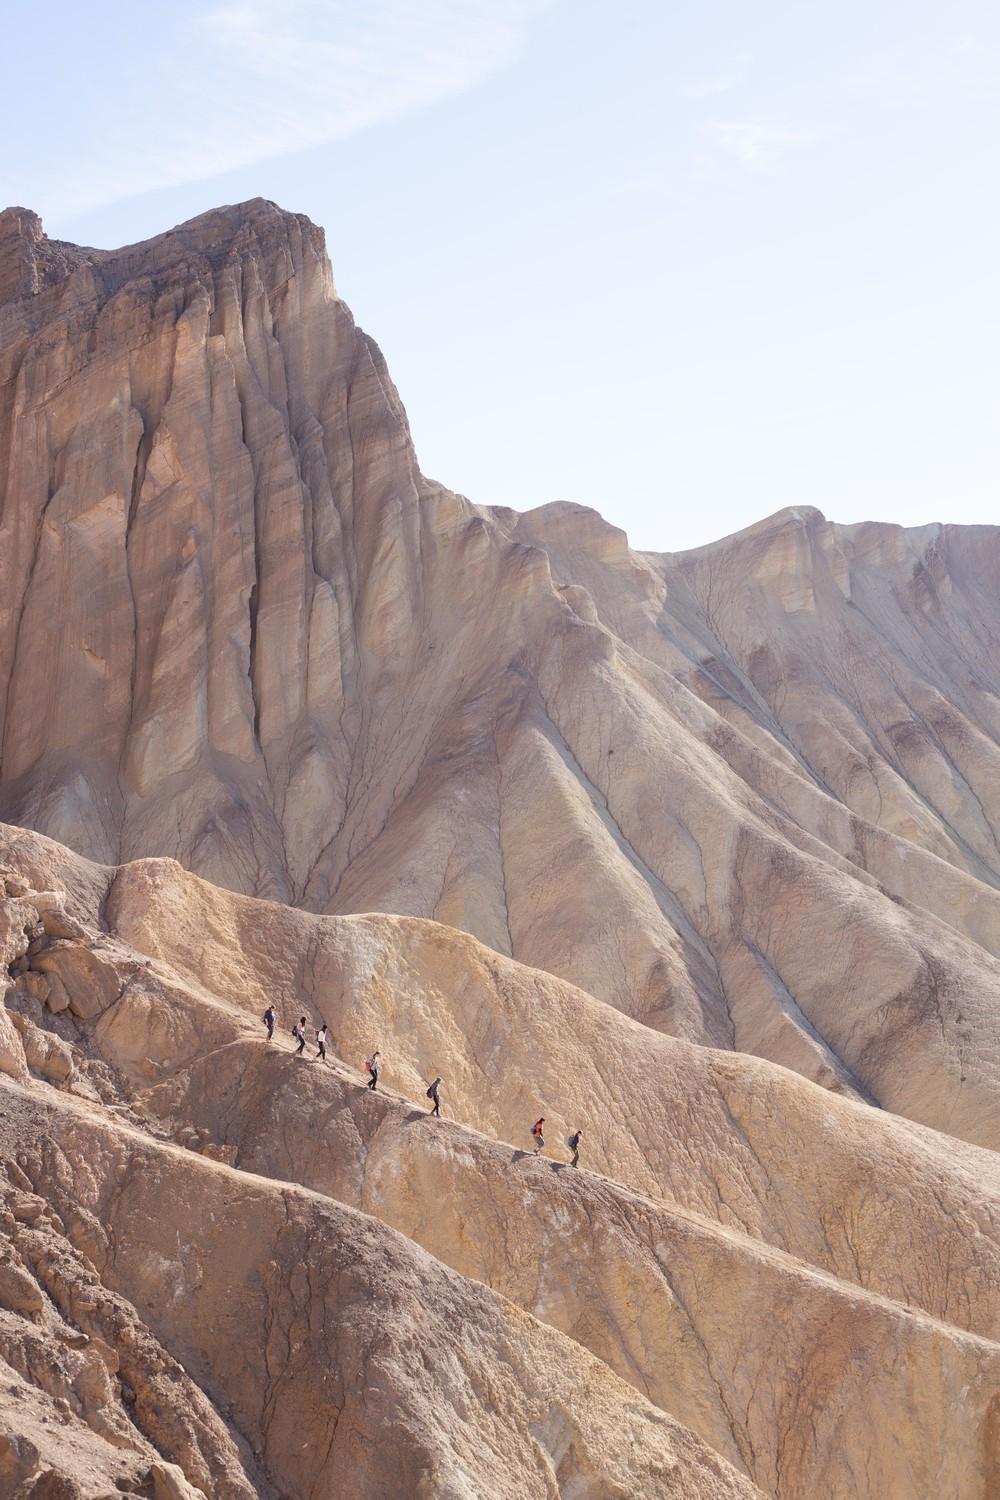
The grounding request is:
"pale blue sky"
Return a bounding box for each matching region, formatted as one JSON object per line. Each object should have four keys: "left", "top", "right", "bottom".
{"left": 4, "top": 1, "right": 998, "bottom": 550}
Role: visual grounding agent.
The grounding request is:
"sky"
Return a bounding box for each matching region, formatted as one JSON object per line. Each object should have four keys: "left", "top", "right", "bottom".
{"left": 3, "top": 0, "right": 998, "bottom": 551}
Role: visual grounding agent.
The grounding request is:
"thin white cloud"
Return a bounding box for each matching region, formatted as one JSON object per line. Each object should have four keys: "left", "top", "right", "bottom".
{"left": 7, "top": 0, "right": 552, "bottom": 223}
{"left": 710, "top": 121, "right": 823, "bottom": 173}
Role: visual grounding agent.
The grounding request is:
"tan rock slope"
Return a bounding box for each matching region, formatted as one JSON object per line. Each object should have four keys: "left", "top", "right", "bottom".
{"left": 3, "top": 1094, "right": 765, "bottom": 1500}
{"left": 3, "top": 201, "right": 1000, "bottom": 1153}
{"left": 1, "top": 828, "right": 1000, "bottom": 1498}
{"left": 0, "top": 836, "right": 769, "bottom": 1499}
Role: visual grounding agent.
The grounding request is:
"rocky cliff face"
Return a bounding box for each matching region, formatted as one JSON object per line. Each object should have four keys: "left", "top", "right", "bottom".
{"left": 1, "top": 201, "right": 999, "bottom": 1497}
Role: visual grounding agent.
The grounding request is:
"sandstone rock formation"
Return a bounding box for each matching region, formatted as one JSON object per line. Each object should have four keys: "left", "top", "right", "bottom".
{"left": 0, "top": 837, "right": 773, "bottom": 1499}
{"left": 1, "top": 199, "right": 1000, "bottom": 1495}
{"left": 0, "top": 828, "right": 998, "bottom": 1497}
{"left": 2, "top": 202, "right": 1000, "bottom": 1154}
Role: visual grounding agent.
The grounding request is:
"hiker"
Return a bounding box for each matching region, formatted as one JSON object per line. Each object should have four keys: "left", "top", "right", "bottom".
{"left": 263, "top": 1004, "right": 276, "bottom": 1041}
{"left": 294, "top": 1017, "right": 308, "bottom": 1056}
{"left": 314, "top": 1024, "right": 329, "bottom": 1062}
{"left": 365, "top": 1050, "right": 381, "bottom": 1090}
{"left": 531, "top": 1117, "right": 545, "bottom": 1154}
{"left": 426, "top": 1076, "right": 443, "bottom": 1117}
{"left": 567, "top": 1128, "right": 582, "bottom": 1168}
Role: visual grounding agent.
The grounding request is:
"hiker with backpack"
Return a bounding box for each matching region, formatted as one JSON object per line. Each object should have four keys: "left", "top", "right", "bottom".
{"left": 567, "top": 1128, "right": 582, "bottom": 1168}
{"left": 294, "top": 1017, "right": 308, "bottom": 1056}
{"left": 531, "top": 1118, "right": 545, "bottom": 1154}
{"left": 314, "top": 1024, "right": 329, "bottom": 1062}
{"left": 426, "top": 1077, "right": 443, "bottom": 1116}
{"left": 263, "top": 1005, "right": 276, "bottom": 1041}
{"left": 365, "top": 1050, "right": 381, "bottom": 1090}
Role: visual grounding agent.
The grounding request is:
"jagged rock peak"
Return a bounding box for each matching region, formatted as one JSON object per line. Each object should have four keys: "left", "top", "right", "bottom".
{"left": 0, "top": 205, "right": 89, "bottom": 304}
{"left": 0, "top": 197, "right": 333, "bottom": 310}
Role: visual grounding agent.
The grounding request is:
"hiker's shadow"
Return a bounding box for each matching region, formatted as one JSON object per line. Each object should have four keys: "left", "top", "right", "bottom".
{"left": 403, "top": 1111, "right": 428, "bottom": 1125}
{"left": 511, "top": 1149, "right": 530, "bottom": 1163}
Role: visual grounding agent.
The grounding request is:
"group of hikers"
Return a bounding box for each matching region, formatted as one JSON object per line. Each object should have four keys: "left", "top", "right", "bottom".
{"left": 531, "top": 1117, "right": 583, "bottom": 1168}
{"left": 262, "top": 1005, "right": 583, "bottom": 1166}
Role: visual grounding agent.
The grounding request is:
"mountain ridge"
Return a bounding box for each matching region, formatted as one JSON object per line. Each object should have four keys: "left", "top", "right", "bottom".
{"left": 1, "top": 198, "right": 999, "bottom": 1496}
{"left": 2, "top": 201, "right": 1000, "bottom": 1127}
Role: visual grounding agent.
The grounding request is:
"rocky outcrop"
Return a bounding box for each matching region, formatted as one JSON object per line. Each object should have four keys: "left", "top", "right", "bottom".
{"left": 0, "top": 208, "right": 88, "bottom": 304}
{"left": 0, "top": 197, "right": 435, "bottom": 911}
{"left": 0, "top": 1157, "right": 259, "bottom": 1500}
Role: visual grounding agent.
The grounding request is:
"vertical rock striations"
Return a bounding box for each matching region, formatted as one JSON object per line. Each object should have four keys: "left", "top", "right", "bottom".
{"left": 2, "top": 202, "right": 1000, "bottom": 1148}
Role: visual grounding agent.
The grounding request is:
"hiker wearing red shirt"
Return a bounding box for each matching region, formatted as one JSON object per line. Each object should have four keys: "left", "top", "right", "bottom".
{"left": 530, "top": 1118, "right": 545, "bottom": 1154}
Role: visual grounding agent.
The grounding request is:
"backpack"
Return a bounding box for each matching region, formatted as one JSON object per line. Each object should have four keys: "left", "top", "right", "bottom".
{"left": 365, "top": 1057, "right": 375, "bottom": 1074}
{"left": 567, "top": 1134, "right": 578, "bottom": 1150}
{"left": 531, "top": 1121, "right": 542, "bottom": 1137}
{"left": 291, "top": 1024, "right": 299, "bottom": 1039}
{"left": 426, "top": 1085, "right": 434, "bottom": 1098}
